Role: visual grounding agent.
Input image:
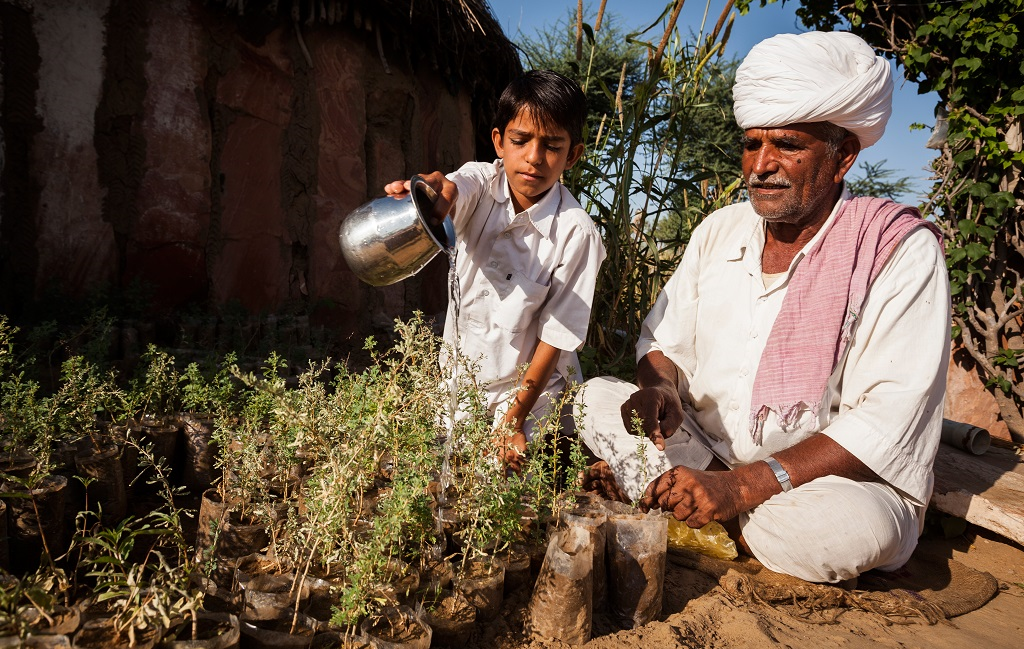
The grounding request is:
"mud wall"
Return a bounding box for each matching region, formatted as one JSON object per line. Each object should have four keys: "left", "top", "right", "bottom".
{"left": 0, "top": 0, "right": 479, "bottom": 341}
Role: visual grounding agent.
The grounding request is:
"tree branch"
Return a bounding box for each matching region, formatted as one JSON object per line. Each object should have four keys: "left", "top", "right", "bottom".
{"left": 955, "top": 316, "right": 1021, "bottom": 403}
{"left": 964, "top": 105, "right": 991, "bottom": 124}
{"left": 965, "top": 299, "right": 994, "bottom": 336}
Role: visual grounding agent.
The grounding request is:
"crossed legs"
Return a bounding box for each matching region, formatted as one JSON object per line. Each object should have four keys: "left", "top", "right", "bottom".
{"left": 574, "top": 376, "right": 922, "bottom": 583}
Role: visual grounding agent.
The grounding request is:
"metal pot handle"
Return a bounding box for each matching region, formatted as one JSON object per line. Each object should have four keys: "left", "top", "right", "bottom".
{"left": 410, "top": 174, "right": 455, "bottom": 251}
{"left": 410, "top": 174, "right": 438, "bottom": 204}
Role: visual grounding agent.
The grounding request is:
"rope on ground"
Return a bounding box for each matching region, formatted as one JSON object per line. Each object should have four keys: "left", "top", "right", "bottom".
{"left": 670, "top": 548, "right": 953, "bottom": 626}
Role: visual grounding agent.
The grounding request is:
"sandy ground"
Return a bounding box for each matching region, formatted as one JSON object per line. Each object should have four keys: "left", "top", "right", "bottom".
{"left": 466, "top": 524, "right": 1024, "bottom": 649}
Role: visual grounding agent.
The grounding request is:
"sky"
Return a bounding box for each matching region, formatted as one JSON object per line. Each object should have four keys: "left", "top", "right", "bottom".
{"left": 493, "top": 0, "right": 941, "bottom": 203}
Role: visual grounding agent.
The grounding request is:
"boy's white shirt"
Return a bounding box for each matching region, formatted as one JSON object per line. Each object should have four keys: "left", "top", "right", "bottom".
{"left": 443, "top": 160, "right": 606, "bottom": 436}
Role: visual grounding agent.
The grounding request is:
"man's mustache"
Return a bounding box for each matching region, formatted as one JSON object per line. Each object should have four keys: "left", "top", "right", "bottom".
{"left": 747, "top": 173, "right": 792, "bottom": 189}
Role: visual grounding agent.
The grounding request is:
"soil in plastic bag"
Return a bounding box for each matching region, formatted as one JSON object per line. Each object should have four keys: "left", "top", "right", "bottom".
{"left": 72, "top": 616, "right": 160, "bottom": 649}
{"left": 310, "top": 631, "right": 372, "bottom": 649}
{"left": 455, "top": 558, "right": 505, "bottom": 622}
{"left": 74, "top": 444, "right": 127, "bottom": 524}
{"left": 161, "top": 612, "right": 240, "bottom": 649}
{"left": 606, "top": 512, "right": 668, "bottom": 629}
{"left": 360, "top": 605, "right": 432, "bottom": 649}
{"left": 238, "top": 609, "right": 318, "bottom": 649}
{"left": 6, "top": 474, "right": 67, "bottom": 570}
{"left": 182, "top": 415, "right": 218, "bottom": 492}
{"left": 528, "top": 525, "right": 593, "bottom": 645}
{"left": 497, "top": 544, "right": 533, "bottom": 594}
{"left": 421, "top": 587, "right": 476, "bottom": 646}
{"left": 561, "top": 507, "right": 608, "bottom": 611}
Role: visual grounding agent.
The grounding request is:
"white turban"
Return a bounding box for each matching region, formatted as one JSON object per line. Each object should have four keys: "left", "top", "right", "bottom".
{"left": 733, "top": 31, "right": 893, "bottom": 148}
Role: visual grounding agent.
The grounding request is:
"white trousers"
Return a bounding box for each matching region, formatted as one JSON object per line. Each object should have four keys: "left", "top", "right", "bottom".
{"left": 574, "top": 376, "right": 923, "bottom": 583}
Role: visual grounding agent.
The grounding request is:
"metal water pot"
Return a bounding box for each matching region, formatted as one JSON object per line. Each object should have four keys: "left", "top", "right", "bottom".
{"left": 338, "top": 175, "right": 455, "bottom": 287}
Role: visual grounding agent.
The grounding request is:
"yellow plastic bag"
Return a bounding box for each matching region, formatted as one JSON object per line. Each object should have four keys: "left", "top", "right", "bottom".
{"left": 665, "top": 517, "right": 738, "bottom": 560}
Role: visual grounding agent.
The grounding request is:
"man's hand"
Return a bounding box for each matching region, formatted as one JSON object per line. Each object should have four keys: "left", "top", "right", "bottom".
{"left": 639, "top": 466, "right": 745, "bottom": 528}
{"left": 383, "top": 171, "right": 457, "bottom": 226}
{"left": 626, "top": 351, "right": 687, "bottom": 451}
{"left": 621, "top": 384, "right": 683, "bottom": 452}
{"left": 581, "top": 460, "right": 631, "bottom": 503}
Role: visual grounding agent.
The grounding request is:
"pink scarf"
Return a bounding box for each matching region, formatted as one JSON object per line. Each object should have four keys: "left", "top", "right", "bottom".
{"left": 748, "top": 197, "right": 943, "bottom": 444}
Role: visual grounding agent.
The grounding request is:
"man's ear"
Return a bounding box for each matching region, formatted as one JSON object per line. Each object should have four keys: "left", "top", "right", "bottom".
{"left": 564, "top": 142, "right": 585, "bottom": 170}
{"left": 833, "top": 134, "right": 861, "bottom": 183}
{"left": 491, "top": 127, "right": 505, "bottom": 159}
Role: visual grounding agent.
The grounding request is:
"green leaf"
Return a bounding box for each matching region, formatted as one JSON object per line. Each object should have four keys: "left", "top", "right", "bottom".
{"left": 953, "top": 57, "right": 982, "bottom": 74}
{"left": 583, "top": 23, "right": 595, "bottom": 45}
{"left": 957, "top": 219, "right": 977, "bottom": 235}
{"left": 983, "top": 191, "right": 1015, "bottom": 211}
{"left": 965, "top": 242, "right": 989, "bottom": 261}
{"left": 985, "top": 375, "right": 1013, "bottom": 395}
{"left": 976, "top": 225, "right": 997, "bottom": 243}
{"left": 953, "top": 148, "right": 976, "bottom": 164}
{"left": 87, "top": 556, "right": 123, "bottom": 565}
{"left": 994, "top": 348, "right": 1021, "bottom": 368}
{"left": 968, "top": 182, "right": 992, "bottom": 198}
{"left": 996, "top": 32, "right": 1018, "bottom": 49}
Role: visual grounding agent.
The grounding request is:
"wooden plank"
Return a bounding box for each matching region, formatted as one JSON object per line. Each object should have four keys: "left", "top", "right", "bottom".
{"left": 931, "top": 444, "right": 1024, "bottom": 546}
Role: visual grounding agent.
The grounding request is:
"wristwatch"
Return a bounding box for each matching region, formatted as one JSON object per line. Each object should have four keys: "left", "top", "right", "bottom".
{"left": 764, "top": 456, "right": 793, "bottom": 492}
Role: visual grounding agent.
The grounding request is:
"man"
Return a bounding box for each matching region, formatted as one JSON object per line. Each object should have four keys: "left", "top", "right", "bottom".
{"left": 575, "top": 31, "right": 950, "bottom": 584}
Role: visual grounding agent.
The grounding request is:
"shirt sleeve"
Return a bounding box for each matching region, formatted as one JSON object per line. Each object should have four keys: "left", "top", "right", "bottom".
{"left": 822, "top": 228, "right": 951, "bottom": 505}
{"left": 536, "top": 211, "right": 607, "bottom": 353}
{"left": 636, "top": 218, "right": 708, "bottom": 393}
{"left": 445, "top": 161, "right": 491, "bottom": 233}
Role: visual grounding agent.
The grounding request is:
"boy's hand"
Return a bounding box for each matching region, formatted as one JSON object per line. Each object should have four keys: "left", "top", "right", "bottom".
{"left": 497, "top": 430, "right": 528, "bottom": 474}
{"left": 383, "top": 179, "right": 412, "bottom": 198}
{"left": 383, "top": 171, "right": 457, "bottom": 227}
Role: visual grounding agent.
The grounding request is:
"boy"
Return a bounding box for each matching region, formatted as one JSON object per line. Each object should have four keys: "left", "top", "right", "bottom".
{"left": 384, "top": 70, "right": 606, "bottom": 470}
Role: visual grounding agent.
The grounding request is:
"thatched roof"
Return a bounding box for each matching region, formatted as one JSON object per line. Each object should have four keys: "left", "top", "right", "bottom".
{"left": 208, "top": 0, "right": 522, "bottom": 157}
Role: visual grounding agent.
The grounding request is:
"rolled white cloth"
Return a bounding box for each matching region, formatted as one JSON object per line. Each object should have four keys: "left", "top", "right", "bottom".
{"left": 733, "top": 31, "right": 893, "bottom": 148}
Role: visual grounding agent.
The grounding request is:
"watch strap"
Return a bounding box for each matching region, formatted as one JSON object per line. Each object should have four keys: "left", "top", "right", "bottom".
{"left": 764, "top": 456, "right": 793, "bottom": 492}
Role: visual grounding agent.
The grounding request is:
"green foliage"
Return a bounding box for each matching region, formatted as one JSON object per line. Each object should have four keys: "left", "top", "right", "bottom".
{"left": 517, "top": 380, "right": 585, "bottom": 526}
{"left": 130, "top": 345, "right": 181, "bottom": 421}
{"left": 0, "top": 564, "right": 71, "bottom": 640}
{"left": 78, "top": 513, "right": 195, "bottom": 642}
{"left": 846, "top": 160, "right": 914, "bottom": 201}
{"left": 526, "top": 1, "right": 745, "bottom": 377}
{"left": 74, "top": 436, "right": 201, "bottom": 643}
{"left": 739, "top": 0, "right": 1024, "bottom": 438}
{"left": 48, "top": 356, "right": 120, "bottom": 443}
{"left": 0, "top": 369, "right": 45, "bottom": 456}
{"left": 0, "top": 316, "right": 15, "bottom": 378}
{"left": 179, "top": 353, "right": 239, "bottom": 416}
{"left": 630, "top": 409, "right": 648, "bottom": 508}
{"left": 0, "top": 310, "right": 595, "bottom": 635}
{"left": 234, "top": 312, "right": 543, "bottom": 625}
{"left": 518, "top": 10, "right": 646, "bottom": 137}
{"left": 0, "top": 352, "right": 120, "bottom": 480}
{"left": 663, "top": 57, "right": 744, "bottom": 184}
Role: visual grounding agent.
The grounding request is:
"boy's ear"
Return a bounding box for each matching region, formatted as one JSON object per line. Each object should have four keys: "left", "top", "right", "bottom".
{"left": 564, "top": 142, "right": 585, "bottom": 169}
{"left": 491, "top": 127, "right": 505, "bottom": 159}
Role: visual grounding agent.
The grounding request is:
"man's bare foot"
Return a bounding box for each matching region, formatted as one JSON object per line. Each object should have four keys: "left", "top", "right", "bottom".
{"left": 580, "top": 461, "right": 630, "bottom": 503}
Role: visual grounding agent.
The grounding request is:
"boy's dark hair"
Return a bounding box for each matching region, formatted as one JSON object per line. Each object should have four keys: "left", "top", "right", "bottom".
{"left": 493, "top": 70, "right": 588, "bottom": 147}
